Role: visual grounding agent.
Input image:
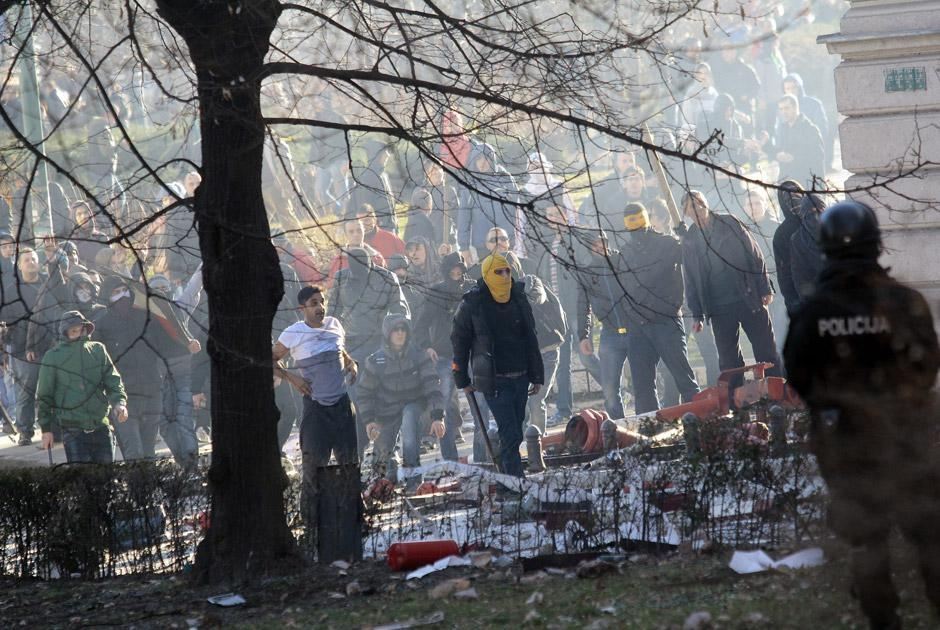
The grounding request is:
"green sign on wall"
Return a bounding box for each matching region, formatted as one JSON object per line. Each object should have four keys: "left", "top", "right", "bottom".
{"left": 884, "top": 67, "right": 927, "bottom": 92}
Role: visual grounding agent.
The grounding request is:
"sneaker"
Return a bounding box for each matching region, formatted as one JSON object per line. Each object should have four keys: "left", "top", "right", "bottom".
{"left": 17, "top": 435, "right": 32, "bottom": 446}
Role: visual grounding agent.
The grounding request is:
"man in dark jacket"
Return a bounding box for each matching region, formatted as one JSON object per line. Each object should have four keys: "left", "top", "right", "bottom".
{"left": 94, "top": 276, "right": 174, "bottom": 460}
{"left": 452, "top": 252, "right": 543, "bottom": 477}
{"left": 528, "top": 199, "right": 601, "bottom": 422}
{"left": 414, "top": 252, "right": 477, "bottom": 461}
{"left": 774, "top": 95, "right": 826, "bottom": 187}
{"left": 772, "top": 180, "right": 804, "bottom": 316}
{"left": 784, "top": 201, "right": 940, "bottom": 630}
{"left": 513, "top": 261, "right": 566, "bottom": 433}
{"left": 789, "top": 194, "right": 827, "bottom": 306}
{"left": 618, "top": 203, "right": 699, "bottom": 413}
{"left": 681, "top": 191, "right": 781, "bottom": 390}
{"left": 358, "top": 314, "right": 444, "bottom": 488}
{"left": 457, "top": 143, "right": 519, "bottom": 262}
{"left": 2, "top": 248, "right": 47, "bottom": 444}
{"left": 576, "top": 230, "right": 636, "bottom": 420}
{"left": 328, "top": 247, "right": 410, "bottom": 362}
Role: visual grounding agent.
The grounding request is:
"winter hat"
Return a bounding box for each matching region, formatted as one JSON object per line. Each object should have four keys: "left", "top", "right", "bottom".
{"left": 623, "top": 202, "right": 651, "bottom": 231}
{"left": 439, "top": 251, "right": 467, "bottom": 277}
{"left": 58, "top": 310, "right": 95, "bottom": 339}
{"left": 387, "top": 254, "right": 411, "bottom": 273}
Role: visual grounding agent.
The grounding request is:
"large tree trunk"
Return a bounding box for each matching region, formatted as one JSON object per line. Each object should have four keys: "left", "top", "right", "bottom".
{"left": 156, "top": 1, "right": 295, "bottom": 584}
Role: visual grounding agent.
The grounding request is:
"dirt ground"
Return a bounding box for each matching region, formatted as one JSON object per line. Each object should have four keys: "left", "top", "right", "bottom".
{"left": 2, "top": 535, "right": 936, "bottom": 629}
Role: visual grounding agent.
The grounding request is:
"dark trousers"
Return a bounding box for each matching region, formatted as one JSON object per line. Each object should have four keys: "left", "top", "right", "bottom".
{"left": 11, "top": 357, "right": 40, "bottom": 437}
{"left": 627, "top": 318, "right": 699, "bottom": 414}
{"left": 812, "top": 411, "right": 940, "bottom": 627}
{"left": 160, "top": 355, "right": 197, "bottom": 468}
{"left": 62, "top": 426, "right": 114, "bottom": 464}
{"left": 113, "top": 380, "right": 163, "bottom": 460}
{"left": 276, "top": 379, "right": 300, "bottom": 449}
{"left": 598, "top": 328, "right": 631, "bottom": 419}
{"left": 300, "top": 394, "right": 359, "bottom": 544}
{"left": 483, "top": 376, "right": 529, "bottom": 477}
{"left": 709, "top": 303, "right": 781, "bottom": 389}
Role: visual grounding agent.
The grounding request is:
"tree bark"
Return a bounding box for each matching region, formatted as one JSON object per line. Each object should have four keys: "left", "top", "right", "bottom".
{"left": 156, "top": 0, "right": 295, "bottom": 584}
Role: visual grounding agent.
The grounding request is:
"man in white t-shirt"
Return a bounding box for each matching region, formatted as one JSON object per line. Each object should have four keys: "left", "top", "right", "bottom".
{"left": 273, "top": 285, "right": 359, "bottom": 539}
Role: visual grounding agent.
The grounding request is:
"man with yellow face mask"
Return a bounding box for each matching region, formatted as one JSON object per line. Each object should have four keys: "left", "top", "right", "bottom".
{"left": 451, "top": 252, "right": 544, "bottom": 477}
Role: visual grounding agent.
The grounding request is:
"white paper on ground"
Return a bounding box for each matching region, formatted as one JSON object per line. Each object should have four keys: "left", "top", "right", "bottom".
{"left": 405, "top": 554, "right": 472, "bottom": 580}
{"left": 729, "top": 547, "right": 824, "bottom": 574}
{"left": 206, "top": 593, "right": 247, "bottom": 606}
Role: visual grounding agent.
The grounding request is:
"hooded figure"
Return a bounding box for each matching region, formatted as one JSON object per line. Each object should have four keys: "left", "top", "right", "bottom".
{"left": 456, "top": 142, "right": 519, "bottom": 257}
{"left": 772, "top": 180, "right": 805, "bottom": 315}
{"left": 789, "top": 194, "right": 827, "bottom": 305}
{"left": 782, "top": 73, "right": 829, "bottom": 147}
{"left": 35, "top": 310, "right": 126, "bottom": 463}
{"left": 328, "top": 246, "right": 410, "bottom": 357}
{"left": 69, "top": 271, "right": 106, "bottom": 321}
{"left": 94, "top": 275, "right": 176, "bottom": 460}
{"left": 357, "top": 313, "right": 444, "bottom": 481}
{"left": 348, "top": 139, "right": 397, "bottom": 232}
{"left": 481, "top": 252, "right": 512, "bottom": 303}
{"left": 413, "top": 251, "right": 476, "bottom": 462}
{"left": 67, "top": 201, "right": 108, "bottom": 265}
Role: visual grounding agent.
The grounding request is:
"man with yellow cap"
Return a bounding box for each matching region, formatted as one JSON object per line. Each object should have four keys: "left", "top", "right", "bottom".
{"left": 619, "top": 203, "right": 699, "bottom": 413}
{"left": 451, "top": 252, "right": 544, "bottom": 477}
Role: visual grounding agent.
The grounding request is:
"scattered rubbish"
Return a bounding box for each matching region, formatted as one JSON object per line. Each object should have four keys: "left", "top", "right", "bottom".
{"left": 345, "top": 580, "right": 362, "bottom": 596}
{"left": 519, "top": 570, "right": 548, "bottom": 584}
{"left": 374, "top": 610, "right": 445, "bottom": 630}
{"left": 389, "top": 540, "right": 461, "bottom": 572}
{"left": 520, "top": 552, "right": 601, "bottom": 572}
{"left": 576, "top": 558, "right": 618, "bottom": 578}
{"left": 526, "top": 591, "right": 543, "bottom": 605}
{"left": 682, "top": 610, "right": 713, "bottom": 630}
{"left": 328, "top": 592, "right": 346, "bottom": 599}
{"left": 468, "top": 551, "right": 492, "bottom": 568}
{"left": 453, "top": 587, "right": 479, "bottom": 600}
{"left": 491, "top": 554, "right": 514, "bottom": 568}
{"left": 523, "top": 610, "right": 542, "bottom": 625}
{"left": 206, "top": 593, "right": 246, "bottom": 607}
{"left": 729, "top": 548, "right": 825, "bottom": 574}
{"left": 429, "top": 578, "right": 471, "bottom": 599}
{"left": 405, "top": 554, "right": 472, "bottom": 580}
{"left": 330, "top": 560, "right": 351, "bottom": 570}
{"left": 599, "top": 603, "right": 617, "bottom": 615}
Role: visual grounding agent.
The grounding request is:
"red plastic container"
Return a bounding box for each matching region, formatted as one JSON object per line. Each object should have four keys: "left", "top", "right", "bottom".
{"left": 386, "top": 540, "right": 461, "bottom": 571}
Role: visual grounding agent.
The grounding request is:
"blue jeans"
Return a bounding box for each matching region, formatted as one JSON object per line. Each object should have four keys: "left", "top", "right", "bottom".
{"left": 435, "top": 358, "right": 462, "bottom": 461}
{"left": 372, "top": 401, "right": 424, "bottom": 477}
{"left": 161, "top": 355, "right": 197, "bottom": 468}
{"left": 556, "top": 330, "right": 602, "bottom": 418}
{"left": 11, "top": 357, "right": 39, "bottom": 437}
{"left": 598, "top": 328, "right": 631, "bottom": 419}
{"left": 483, "top": 376, "right": 530, "bottom": 477}
{"left": 626, "top": 318, "right": 699, "bottom": 414}
{"left": 113, "top": 380, "right": 162, "bottom": 460}
{"left": 526, "top": 348, "right": 560, "bottom": 433}
{"left": 62, "top": 426, "right": 114, "bottom": 464}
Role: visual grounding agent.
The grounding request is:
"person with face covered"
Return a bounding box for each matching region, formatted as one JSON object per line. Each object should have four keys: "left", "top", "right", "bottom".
{"left": 358, "top": 314, "right": 444, "bottom": 490}
{"left": 387, "top": 254, "right": 424, "bottom": 318}
{"left": 789, "top": 194, "right": 827, "bottom": 308}
{"left": 771, "top": 180, "right": 805, "bottom": 316}
{"left": 67, "top": 200, "right": 108, "bottom": 266}
{"left": 452, "top": 252, "right": 543, "bottom": 477}
{"left": 94, "top": 276, "right": 175, "bottom": 460}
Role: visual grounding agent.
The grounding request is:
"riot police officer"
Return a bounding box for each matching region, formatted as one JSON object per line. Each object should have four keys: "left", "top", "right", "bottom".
{"left": 784, "top": 200, "right": 940, "bottom": 629}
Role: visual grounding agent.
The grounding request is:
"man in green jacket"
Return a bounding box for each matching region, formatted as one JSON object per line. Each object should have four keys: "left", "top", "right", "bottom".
{"left": 37, "top": 311, "right": 127, "bottom": 464}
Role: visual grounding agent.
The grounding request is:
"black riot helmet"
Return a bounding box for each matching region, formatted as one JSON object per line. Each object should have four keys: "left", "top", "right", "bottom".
{"left": 820, "top": 200, "right": 881, "bottom": 260}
